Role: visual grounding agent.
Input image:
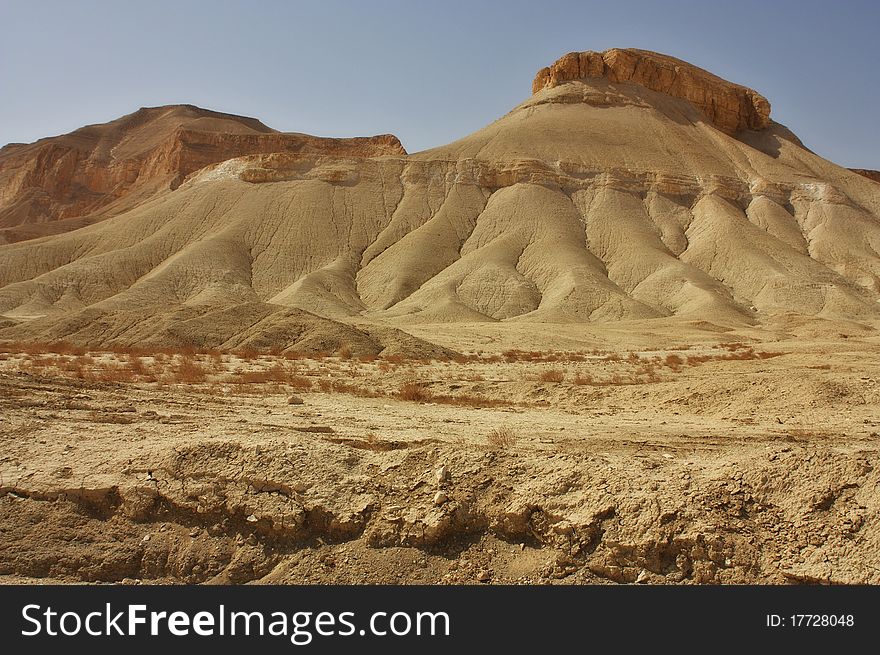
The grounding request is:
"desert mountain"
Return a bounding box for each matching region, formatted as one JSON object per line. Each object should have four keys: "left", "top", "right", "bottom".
{"left": 0, "top": 104, "right": 404, "bottom": 244}
{"left": 0, "top": 48, "right": 878, "bottom": 352}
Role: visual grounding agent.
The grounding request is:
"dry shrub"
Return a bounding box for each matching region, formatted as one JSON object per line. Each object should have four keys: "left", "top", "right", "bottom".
{"left": 573, "top": 373, "right": 593, "bottom": 385}
{"left": 501, "top": 349, "right": 587, "bottom": 363}
{"left": 126, "top": 355, "right": 147, "bottom": 376}
{"left": 1, "top": 341, "right": 86, "bottom": 356}
{"left": 540, "top": 369, "right": 565, "bottom": 383}
{"left": 288, "top": 375, "right": 313, "bottom": 390}
{"left": 664, "top": 354, "right": 683, "bottom": 370}
{"left": 487, "top": 426, "right": 517, "bottom": 449}
{"left": 228, "top": 363, "right": 290, "bottom": 385}
{"left": 28, "top": 355, "right": 55, "bottom": 368}
{"left": 235, "top": 347, "right": 260, "bottom": 360}
{"left": 92, "top": 363, "right": 137, "bottom": 383}
{"left": 685, "top": 348, "right": 783, "bottom": 368}
{"left": 397, "top": 381, "right": 431, "bottom": 402}
{"left": 432, "top": 393, "right": 509, "bottom": 408}
{"left": 328, "top": 381, "right": 380, "bottom": 397}
{"left": 173, "top": 356, "right": 207, "bottom": 384}
{"left": 338, "top": 344, "right": 352, "bottom": 360}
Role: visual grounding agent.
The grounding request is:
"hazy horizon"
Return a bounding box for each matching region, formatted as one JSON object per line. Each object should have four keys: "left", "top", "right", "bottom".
{"left": 1, "top": 0, "right": 878, "bottom": 168}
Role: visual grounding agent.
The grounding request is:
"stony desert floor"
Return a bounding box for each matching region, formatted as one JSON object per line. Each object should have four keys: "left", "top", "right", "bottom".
{"left": 1, "top": 325, "right": 878, "bottom": 585}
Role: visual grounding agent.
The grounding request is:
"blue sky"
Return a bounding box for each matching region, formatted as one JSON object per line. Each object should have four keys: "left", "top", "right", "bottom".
{"left": 1, "top": 0, "right": 877, "bottom": 167}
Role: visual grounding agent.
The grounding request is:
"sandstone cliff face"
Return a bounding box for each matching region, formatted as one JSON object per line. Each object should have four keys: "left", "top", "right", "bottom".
{"left": 532, "top": 48, "right": 771, "bottom": 134}
{"left": 0, "top": 105, "right": 404, "bottom": 242}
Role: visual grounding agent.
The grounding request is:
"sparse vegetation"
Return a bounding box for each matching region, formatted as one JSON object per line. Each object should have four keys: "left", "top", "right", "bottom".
{"left": 172, "top": 356, "right": 207, "bottom": 384}
{"left": 540, "top": 369, "right": 565, "bottom": 383}
{"left": 487, "top": 426, "right": 517, "bottom": 449}
{"left": 397, "top": 381, "right": 430, "bottom": 402}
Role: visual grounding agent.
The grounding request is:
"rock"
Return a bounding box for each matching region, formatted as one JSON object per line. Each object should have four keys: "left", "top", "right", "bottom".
{"left": 287, "top": 395, "right": 305, "bottom": 405}
{"left": 141, "top": 534, "right": 151, "bottom": 542}
{"left": 636, "top": 569, "right": 649, "bottom": 583}
{"left": 532, "top": 48, "right": 771, "bottom": 134}
{"left": 433, "top": 491, "right": 448, "bottom": 506}
{"left": 476, "top": 569, "right": 491, "bottom": 583}
{"left": 435, "top": 465, "right": 450, "bottom": 484}
{"left": 246, "top": 514, "right": 258, "bottom": 523}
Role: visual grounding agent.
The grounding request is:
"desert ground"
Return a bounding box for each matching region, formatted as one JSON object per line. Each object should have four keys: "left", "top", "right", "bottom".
{"left": 2, "top": 321, "right": 878, "bottom": 585}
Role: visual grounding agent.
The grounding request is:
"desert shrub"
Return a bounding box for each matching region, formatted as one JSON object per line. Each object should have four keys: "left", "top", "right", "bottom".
{"left": 235, "top": 347, "right": 260, "bottom": 360}
{"left": 573, "top": 373, "right": 593, "bottom": 385}
{"left": 397, "top": 381, "right": 431, "bottom": 402}
{"left": 288, "top": 375, "right": 313, "bottom": 390}
{"left": 540, "top": 369, "right": 565, "bottom": 383}
{"left": 664, "top": 354, "right": 683, "bottom": 370}
{"left": 173, "top": 356, "right": 207, "bottom": 384}
{"left": 487, "top": 426, "right": 517, "bottom": 449}
{"left": 126, "top": 355, "right": 147, "bottom": 376}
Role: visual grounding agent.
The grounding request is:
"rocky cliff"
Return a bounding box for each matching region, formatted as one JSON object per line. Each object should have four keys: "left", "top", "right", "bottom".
{"left": 0, "top": 105, "right": 404, "bottom": 243}
{"left": 532, "top": 48, "right": 771, "bottom": 134}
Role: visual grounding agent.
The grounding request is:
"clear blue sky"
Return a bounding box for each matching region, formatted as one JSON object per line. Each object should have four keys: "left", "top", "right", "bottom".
{"left": 1, "top": 0, "right": 877, "bottom": 168}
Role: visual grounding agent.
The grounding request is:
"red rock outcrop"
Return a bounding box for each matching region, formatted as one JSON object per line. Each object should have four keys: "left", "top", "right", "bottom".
{"left": 0, "top": 105, "right": 405, "bottom": 242}
{"left": 532, "top": 48, "right": 771, "bottom": 134}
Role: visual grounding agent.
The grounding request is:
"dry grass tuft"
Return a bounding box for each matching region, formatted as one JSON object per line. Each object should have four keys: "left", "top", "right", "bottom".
{"left": 397, "top": 381, "right": 431, "bottom": 402}
{"left": 487, "top": 426, "right": 517, "bottom": 449}
{"left": 664, "top": 354, "right": 683, "bottom": 370}
{"left": 539, "top": 369, "right": 565, "bottom": 383}
{"left": 172, "top": 356, "right": 207, "bottom": 384}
